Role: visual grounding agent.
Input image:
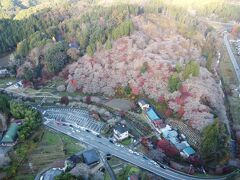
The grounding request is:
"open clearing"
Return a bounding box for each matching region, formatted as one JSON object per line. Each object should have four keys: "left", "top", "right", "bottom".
{"left": 16, "top": 128, "right": 85, "bottom": 177}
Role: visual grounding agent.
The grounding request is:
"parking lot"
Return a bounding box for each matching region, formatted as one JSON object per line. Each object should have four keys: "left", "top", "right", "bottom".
{"left": 230, "top": 39, "right": 240, "bottom": 66}
{"left": 43, "top": 107, "right": 105, "bottom": 133}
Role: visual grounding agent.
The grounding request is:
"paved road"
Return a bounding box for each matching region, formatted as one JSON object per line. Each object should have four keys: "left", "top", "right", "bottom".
{"left": 223, "top": 33, "right": 240, "bottom": 83}
{"left": 99, "top": 152, "right": 116, "bottom": 180}
{"left": 43, "top": 118, "right": 227, "bottom": 180}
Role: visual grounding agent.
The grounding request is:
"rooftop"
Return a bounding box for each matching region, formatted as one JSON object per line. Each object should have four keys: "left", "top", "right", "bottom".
{"left": 175, "top": 142, "right": 188, "bottom": 151}
{"left": 137, "top": 99, "right": 148, "bottom": 106}
{"left": 114, "top": 123, "right": 128, "bottom": 134}
{"left": 146, "top": 108, "right": 160, "bottom": 121}
{"left": 183, "top": 146, "right": 195, "bottom": 156}
{"left": 82, "top": 149, "right": 100, "bottom": 166}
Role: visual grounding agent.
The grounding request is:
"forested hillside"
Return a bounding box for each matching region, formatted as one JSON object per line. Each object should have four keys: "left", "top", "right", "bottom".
{"left": 0, "top": 0, "right": 236, "bottom": 169}
{"left": 0, "top": 1, "right": 231, "bottom": 129}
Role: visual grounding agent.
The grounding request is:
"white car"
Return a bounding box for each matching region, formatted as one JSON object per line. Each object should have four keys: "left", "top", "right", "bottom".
{"left": 6, "top": 82, "right": 13, "bottom": 86}
{"left": 128, "top": 149, "right": 133, "bottom": 153}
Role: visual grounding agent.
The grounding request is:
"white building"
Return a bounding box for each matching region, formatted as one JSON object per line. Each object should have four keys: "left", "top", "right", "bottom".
{"left": 113, "top": 123, "right": 129, "bottom": 141}
{"left": 0, "top": 69, "right": 9, "bottom": 77}
{"left": 137, "top": 99, "right": 150, "bottom": 110}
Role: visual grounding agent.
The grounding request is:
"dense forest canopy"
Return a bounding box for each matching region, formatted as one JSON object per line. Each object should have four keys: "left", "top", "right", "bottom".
{"left": 0, "top": 0, "right": 239, "bottom": 54}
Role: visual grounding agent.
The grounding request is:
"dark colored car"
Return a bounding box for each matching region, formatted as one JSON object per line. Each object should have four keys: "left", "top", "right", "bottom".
{"left": 85, "top": 129, "right": 90, "bottom": 132}
{"left": 96, "top": 134, "right": 101, "bottom": 138}
{"left": 160, "top": 164, "right": 166, "bottom": 169}
{"left": 106, "top": 153, "right": 111, "bottom": 157}
{"left": 143, "top": 155, "right": 148, "bottom": 160}
{"left": 109, "top": 139, "right": 114, "bottom": 143}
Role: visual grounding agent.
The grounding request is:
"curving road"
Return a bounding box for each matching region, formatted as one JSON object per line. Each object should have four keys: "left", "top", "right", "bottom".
{"left": 43, "top": 116, "right": 228, "bottom": 180}
{"left": 223, "top": 33, "right": 240, "bottom": 83}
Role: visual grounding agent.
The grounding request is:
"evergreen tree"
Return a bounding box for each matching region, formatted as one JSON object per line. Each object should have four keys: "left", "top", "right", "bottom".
{"left": 105, "top": 38, "right": 112, "bottom": 49}
{"left": 183, "top": 60, "right": 199, "bottom": 80}
{"left": 16, "top": 39, "right": 29, "bottom": 57}
{"left": 168, "top": 73, "right": 181, "bottom": 93}
{"left": 86, "top": 43, "right": 95, "bottom": 56}
{"left": 45, "top": 42, "right": 68, "bottom": 73}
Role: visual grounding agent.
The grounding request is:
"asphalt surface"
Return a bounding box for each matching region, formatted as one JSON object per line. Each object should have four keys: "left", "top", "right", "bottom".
{"left": 223, "top": 33, "right": 240, "bottom": 83}
{"left": 43, "top": 118, "right": 227, "bottom": 180}
{"left": 100, "top": 152, "right": 116, "bottom": 180}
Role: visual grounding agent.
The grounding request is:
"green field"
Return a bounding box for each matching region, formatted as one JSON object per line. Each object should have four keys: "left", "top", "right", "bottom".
{"left": 104, "top": 171, "right": 111, "bottom": 180}
{"left": 116, "top": 164, "right": 140, "bottom": 180}
{"left": 120, "top": 137, "right": 132, "bottom": 146}
{"left": 16, "top": 128, "right": 85, "bottom": 177}
{"left": 0, "top": 77, "right": 16, "bottom": 88}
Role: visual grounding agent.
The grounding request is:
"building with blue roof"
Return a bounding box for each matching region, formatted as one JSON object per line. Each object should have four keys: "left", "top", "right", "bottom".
{"left": 182, "top": 146, "right": 195, "bottom": 157}
{"left": 146, "top": 108, "right": 160, "bottom": 121}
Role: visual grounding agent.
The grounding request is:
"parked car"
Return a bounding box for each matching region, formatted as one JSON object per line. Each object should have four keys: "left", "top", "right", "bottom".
{"left": 143, "top": 155, "right": 148, "bottom": 160}
{"left": 96, "top": 134, "right": 101, "bottom": 138}
{"left": 160, "top": 164, "right": 166, "bottom": 169}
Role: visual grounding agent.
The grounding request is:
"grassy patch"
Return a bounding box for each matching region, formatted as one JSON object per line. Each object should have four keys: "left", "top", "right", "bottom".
{"left": 14, "top": 174, "right": 35, "bottom": 180}
{"left": 128, "top": 166, "right": 140, "bottom": 175}
{"left": 116, "top": 164, "right": 141, "bottom": 180}
{"left": 108, "top": 157, "right": 124, "bottom": 166}
{"left": 58, "top": 91, "right": 82, "bottom": 97}
{"left": 0, "top": 77, "right": 16, "bottom": 87}
{"left": 120, "top": 137, "right": 132, "bottom": 146}
{"left": 60, "top": 134, "right": 85, "bottom": 156}
{"left": 42, "top": 130, "right": 62, "bottom": 145}
{"left": 104, "top": 171, "right": 111, "bottom": 180}
{"left": 15, "top": 129, "right": 85, "bottom": 176}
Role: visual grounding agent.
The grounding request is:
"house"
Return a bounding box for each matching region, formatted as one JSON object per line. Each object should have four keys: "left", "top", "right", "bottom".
{"left": 182, "top": 146, "right": 196, "bottom": 158}
{"left": 113, "top": 123, "right": 129, "bottom": 141}
{"left": 0, "top": 123, "right": 18, "bottom": 146}
{"left": 0, "top": 69, "right": 9, "bottom": 77}
{"left": 82, "top": 149, "right": 100, "bottom": 166}
{"left": 137, "top": 99, "right": 150, "bottom": 110}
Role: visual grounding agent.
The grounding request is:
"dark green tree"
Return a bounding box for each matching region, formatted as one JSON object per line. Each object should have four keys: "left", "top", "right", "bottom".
{"left": 10, "top": 101, "right": 26, "bottom": 119}
{"left": 55, "top": 172, "right": 82, "bottom": 180}
{"left": 45, "top": 42, "right": 68, "bottom": 73}
{"left": 86, "top": 43, "right": 95, "bottom": 56}
{"left": 183, "top": 60, "right": 199, "bottom": 80}
{"left": 168, "top": 73, "right": 181, "bottom": 93}
{"left": 16, "top": 39, "right": 29, "bottom": 57}
{"left": 0, "top": 95, "right": 10, "bottom": 116}
{"left": 124, "top": 85, "right": 132, "bottom": 95}
{"left": 200, "top": 120, "right": 229, "bottom": 163}
{"left": 105, "top": 38, "right": 112, "bottom": 49}
{"left": 23, "top": 67, "right": 33, "bottom": 81}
